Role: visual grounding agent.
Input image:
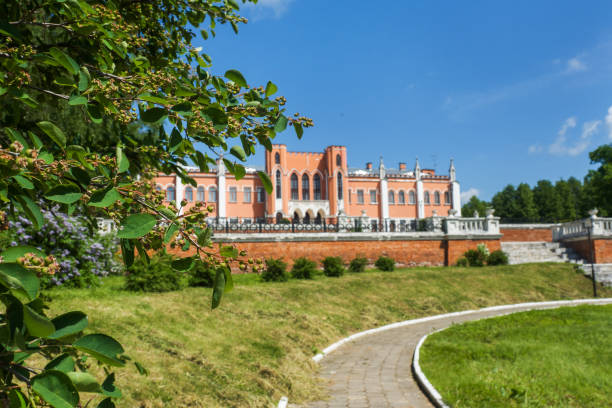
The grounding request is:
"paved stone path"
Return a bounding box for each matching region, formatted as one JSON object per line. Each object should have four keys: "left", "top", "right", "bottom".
{"left": 294, "top": 299, "right": 612, "bottom": 408}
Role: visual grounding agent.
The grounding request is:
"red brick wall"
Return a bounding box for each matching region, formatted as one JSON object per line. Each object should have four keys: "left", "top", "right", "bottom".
{"left": 447, "top": 239, "right": 502, "bottom": 265}
{"left": 500, "top": 227, "right": 553, "bottom": 242}
{"left": 561, "top": 238, "right": 612, "bottom": 263}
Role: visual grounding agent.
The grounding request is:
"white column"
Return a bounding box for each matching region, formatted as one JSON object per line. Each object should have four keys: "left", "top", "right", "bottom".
{"left": 452, "top": 181, "right": 461, "bottom": 217}
{"left": 217, "top": 158, "right": 226, "bottom": 220}
{"left": 380, "top": 179, "right": 389, "bottom": 219}
{"left": 416, "top": 180, "right": 424, "bottom": 219}
{"left": 175, "top": 175, "right": 184, "bottom": 215}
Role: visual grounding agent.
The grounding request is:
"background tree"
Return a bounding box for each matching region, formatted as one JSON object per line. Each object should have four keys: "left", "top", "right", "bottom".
{"left": 491, "top": 185, "right": 519, "bottom": 219}
{"left": 583, "top": 144, "right": 612, "bottom": 216}
{"left": 533, "top": 180, "right": 562, "bottom": 221}
{"left": 514, "top": 183, "right": 538, "bottom": 220}
{"left": 461, "top": 195, "right": 489, "bottom": 217}
{"left": 555, "top": 179, "right": 576, "bottom": 221}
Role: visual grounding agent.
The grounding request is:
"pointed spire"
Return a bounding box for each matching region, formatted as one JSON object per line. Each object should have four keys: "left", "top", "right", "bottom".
{"left": 449, "top": 158, "right": 456, "bottom": 182}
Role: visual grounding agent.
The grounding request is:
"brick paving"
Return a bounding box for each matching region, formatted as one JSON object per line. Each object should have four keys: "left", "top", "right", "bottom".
{"left": 293, "top": 299, "right": 612, "bottom": 408}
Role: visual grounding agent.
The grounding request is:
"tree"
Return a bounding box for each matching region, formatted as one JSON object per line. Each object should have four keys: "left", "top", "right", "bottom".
{"left": 0, "top": 0, "right": 311, "bottom": 405}
{"left": 514, "top": 183, "right": 538, "bottom": 220}
{"left": 566, "top": 176, "right": 587, "bottom": 218}
{"left": 533, "top": 180, "right": 562, "bottom": 221}
{"left": 555, "top": 179, "right": 576, "bottom": 221}
{"left": 491, "top": 185, "right": 519, "bottom": 219}
{"left": 461, "top": 195, "right": 488, "bottom": 217}
{"left": 583, "top": 144, "right": 612, "bottom": 216}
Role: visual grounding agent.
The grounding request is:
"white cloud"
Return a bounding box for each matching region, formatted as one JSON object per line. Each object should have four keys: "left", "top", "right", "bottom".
{"left": 566, "top": 57, "right": 587, "bottom": 73}
{"left": 528, "top": 144, "right": 543, "bottom": 154}
{"left": 461, "top": 188, "right": 479, "bottom": 202}
{"left": 243, "top": 0, "right": 294, "bottom": 19}
{"left": 548, "top": 117, "right": 600, "bottom": 156}
{"left": 606, "top": 105, "right": 612, "bottom": 139}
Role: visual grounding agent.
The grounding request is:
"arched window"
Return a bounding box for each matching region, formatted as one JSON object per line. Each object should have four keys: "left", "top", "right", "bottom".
{"left": 302, "top": 174, "right": 310, "bottom": 200}
{"left": 313, "top": 174, "right": 321, "bottom": 200}
{"left": 155, "top": 185, "right": 162, "bottom": 191}
{"left": 398, "top": 191, "right": 405, "bottom": 204}
{"left": 185, "top": 187, "right": 193, "bottom": 202}
{"left": 274, "top": 152, "right": 280, "bottom": 164}
{"left": 166, "top": 186, "right": 175, "bottom": 202}
{"left": 197, "top": 186, "right": 205, "bottom": 202}
{"left": 275, "top": 170, "right": 282, "bottom": 199}
{"left": 337, "top": 172, "right": 343, "bottom": 200}
{"left": 424, "top": 191, "right": 431, "bottom": 204}
{"left": 208, "top": 186, "right": 217, "bottom": 202}
{"left": 444, "top": 191, "right": 451, "bottom": 205}
{"left": 434, "top": 191, "right": 441, "bottom": 205}
{"left": 336, "top": 154, "right": 341, "bottom": 166}
{"left": 388, "top": 190, "right": 395, "bottom": 204}
{"left": 290, "top": 173, "right": 299, "bottom": 200}
{"left": 409, "top": 190, "right": 416, "bottom": 204}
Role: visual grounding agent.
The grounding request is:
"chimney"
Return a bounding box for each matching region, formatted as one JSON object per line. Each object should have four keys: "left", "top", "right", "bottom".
{"left": 366, "top": 162, "right": 372, "bottom": 170}
{"left": 399, "top": 162, "right": 406, "bottom": 171}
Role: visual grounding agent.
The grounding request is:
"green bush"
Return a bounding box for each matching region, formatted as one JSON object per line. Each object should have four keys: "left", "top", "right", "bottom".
{"left": 188, "top": 259, "right": 216, "bottom": 287}
{"left": 487, "top": 250, "right": 509, "bottom": 266}
{"left": 322, "top": 256, "right": 345, "bottom": 277}
{"left": 349, "top": 256, "right": 368, "bottom": 272}
{"left": 291, "top": 257, "right": 317, "bottom": 279}
{"left": 456, "top": 257, "right": 469, "bottom": 267}
{"left": 464, "top": 249, "right": 487, "bottom": 267}
{"left": 262, "top": 258, "right": 289, "bottom": 282}
{"left": 375, "top": 256, "right": 395, "bottom": 271}
{"left": 125, "top": 252, "right": 186, "bottom": 292}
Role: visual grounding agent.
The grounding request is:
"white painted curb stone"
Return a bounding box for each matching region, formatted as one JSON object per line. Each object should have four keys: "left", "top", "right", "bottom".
{"left": 277, "top": 396, "right": 288, "bottom": 408}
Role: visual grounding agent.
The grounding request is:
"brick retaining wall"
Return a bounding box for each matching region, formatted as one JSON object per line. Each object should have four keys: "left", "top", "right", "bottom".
{"left": 560, "top": 238, "right": 612, "bottom": 263}
{"left": 500, "top": 224, "right": 557, "bottom": 242}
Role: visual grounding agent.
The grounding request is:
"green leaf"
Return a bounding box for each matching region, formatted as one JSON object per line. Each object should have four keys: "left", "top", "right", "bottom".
{"left": 141, "top": 107, "right": 167, "bottom": 123}
{"left": 233, "top": 163, "right": 246, "bottom": 180}
{"left": 39, "top": 151, "right": 54, "bottom": 164}
{"left": 96, "top": 397, "right": 116, "bottom": 408}
{"left": 116, "top": 145, "right": 129, "bottom": 173}
{"left": 101, "top": 373, "right": 121, "bottom": 397}
{"left": 73, "top": 334, "right": 125, "bottom": 367}
{"left": 171, "top": 102, "right": 192, "bottom": 115}
{"left": 24, "top": 305, "right": 55, "bottom": 338}
{"left": 70, "top": 167, "right": 91, "bottom": 187}
{"left": 223, "top": 266, "right": 233, "bottom": 293}
{"left": 274, "top": 114, "right": 288, "bottom": 133}
{"left": 0, "top": 263, "right": 39, "bottom": 302}
{"left": 203, "top": 106, "right": 228, "bottom": 125}
{"left": 120, "top": 239, "right": 134, "bottom": 268}
{"left": 163, "top": 222, "right": 179, "bottom": 244}
{"left": 116, "top": 214, "right": 157, "bottom": 239}
{"left": 49, "top": 47, "right": 79, "bottom": 75}
{"left": 265, "top": 81, "right": 278, "bottom": 97}
{"left": 28, "top": 131, "right": 43, "bottom": 150}
{"left": 88, "top": 187, "right": 120, "bottom": 208}
{"left": 171, "top": 257, "right": 194, "bottom": 271}
{"left": 12, "top": 175, "right": 34, "bottom": 190}
{"left": 66, "top": 372, "right": 101, "bottom": 393}
{"left": 294, "top": 122, "right": 303, "bottom": 139}
{"left": 37, "top": 121, "right": 66, "bottom": 148}
{"left": 5, "top": 128, "right": 29, "bottom": 149}
{"left": 220, "top": 246, "right": 238, "bottom": 259}
{"left": 31, "top": 370, "right": 79, "bottom": 408}
{"left": 78, "top": 68, "right": 90, "bottom": 92}
{"left": 134, "top": 361, "right": 148, "bottom": 376}
{"left": 45, "top": 184, "right": 83, "bottom": 204}
{"left": 68, "top": 95, "right": 88, "bottom": 106}
{"left": 137, "top": 94, "right": 169, "bottom": 105}
{"left": 87, "top": 103, "right": 103, "bottom": 124}
{"left": 197, "top": 227, "right": 212, "bottom": 246}
{"left": 8, "top": 389, "right": 26, "bottom": 408}
{"left": 212, "top": 268, "right": 225, "bottom": 309}
{"left": 257, "top": 171, "right": 273, "bottom": 194}
{"left": 230, "top": 145, "right": 246, "bottom": 161}
{"left": 15, "top": 195, "right": 43, "bottom": 229}
{"left": 49, "top": 311, "right": 88, "bottom": 340}
{"left": 1, "top": 246, "right": 45, "bottom": 263}
{"left": 45, "top": 354, "right": 75, "bottom": 373}
{"left": 224, "top": 69, "right": 247, "bottom": 88}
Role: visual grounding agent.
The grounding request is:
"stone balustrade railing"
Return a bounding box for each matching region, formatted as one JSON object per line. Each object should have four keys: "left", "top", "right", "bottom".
{"left": 444, "top": 216, "right": 500, "bottom": 236}
{"left": 553, "top": 217, "right": 612, "bottom": 241}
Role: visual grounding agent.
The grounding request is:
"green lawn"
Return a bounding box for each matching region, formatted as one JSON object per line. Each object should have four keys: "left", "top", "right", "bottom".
{"left": 419, "top": 304, "right": 612, "bottom": 408}
{"left": 46, "top": 263, "right": 610, "bottom": 407}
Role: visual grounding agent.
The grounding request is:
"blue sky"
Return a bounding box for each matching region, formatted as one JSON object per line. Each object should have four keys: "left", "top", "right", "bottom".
{"left": 195, "top": 0, "right": 612, "bottom": 201}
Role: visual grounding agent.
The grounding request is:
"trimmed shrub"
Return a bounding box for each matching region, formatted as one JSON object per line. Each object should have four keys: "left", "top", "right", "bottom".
{"left": 464, "top": 249, "right": 486, "bottom": 267}
{"left": 291, "top": 257, "right": 317, "bottom": 279}
{"left": 349, "top": 256, "right": 368, "bottom": 273}
{"left": 456, "top": 257, "right": 469, "bottom": 267}
{"left": 125, "top": 252, "right": 186, "bottom": 292}
{"left": 188, "top": 259, "right": 216, "bottom": 287}
{"left": 375, "top": 256, "right": 395, "bottom": 271}
{"left": 322, "top": 256, "right": 345, "bottom": 277}
{"left": 487, "top": 250, "right": 509, "bottom": 266}
{"left": 262, "top": 258, "right": 289, "bottom": 282}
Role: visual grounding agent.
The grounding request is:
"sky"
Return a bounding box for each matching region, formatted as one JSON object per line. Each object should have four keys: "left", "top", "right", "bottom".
{"left": 193, "top": 0, "right": 612, "bottom": 202}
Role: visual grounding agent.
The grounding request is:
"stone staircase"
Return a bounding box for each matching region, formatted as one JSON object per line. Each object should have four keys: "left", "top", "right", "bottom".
{"left": 580, "top": 264, "right": 612, "bottom": 287}
{"left": 500, "top": 241, "right": 584, "bottom": 265}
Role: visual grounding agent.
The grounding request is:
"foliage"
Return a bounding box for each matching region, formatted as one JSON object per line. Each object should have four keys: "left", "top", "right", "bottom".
{"left": 261, "top": 258, "right": 288, "bottom": 282}
{"left": 464, "top": 249, "right": 487, "bottom": 267}
{"left": 290, "top": 257, "right": 317, "bottom": 279}
{"left": 461, "top": 195, "right": 488, "bottom": 218}
{"left": 584, "top": 144, "right": 612, "bottom": 216}
{"left": 125, "top": 251, "right": 185, "bottom": 292}
{"left": 487, "top": 250, "right": 509, "bottom": 266}
{"left": 374, "top": 256, "right": 395, "bottom": 271}
{"left": 348, "top": 256, "right": 368, "bottom": 273}
{"left": 322, "top": 256, "right": 345, "bottom": 277}
{"left": 188, "top": 258, "right": 216, "bottom": 287}
{"left": 455, "top": 257, "right": 469, "bottom": 267}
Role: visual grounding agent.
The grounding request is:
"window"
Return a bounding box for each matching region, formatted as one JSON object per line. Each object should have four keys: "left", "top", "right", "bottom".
{"left": 357, "top": 190, "right": 364, "bottom": 204}
{"left": 166, "top": 186, "right": 175, "bottom": 202}
{"left": 244, "top": 187, "right": 252, "bottom": 203}
{"left": 313, "top": 174, "right": 321, "bottom": 200}
{"left": 348, "top": 189, "right": 352, "bottom": 204}
{"left": 302, "top": 174, "right": 310, "bottom": 200}
{"left": 337, "top": 172, "right": 343, "bottom": 200}
{"left": 409, "top": 190, "right": 416, "bottom": 204}
{"left": 155, "top": 185, "right": 162, "bottom": 191}
{"left": 444, "top": 191, "right": 450, "bottom": 205}
{"left": 197, "top": 186, "right": 205, "bottom": 202}
{"left": 336, "top": 154, "right": 341, "bottom": 166}
{"left": 291, "top": 173, "right": 299, "bottom": 200}
{"left": 424, "top": 191, "right": 430, "bottom": 204}
{"left": 398, "top": 191, "right": 405, "bottom": 204}
{"left": 276, "top": 170, "right": 282, "bottom": 199}
{"left": 229, "top": 187, "right": 237, "bottom": 202}
{"left": 185, "top": 187, "right": 193, "bottom": 202}
{"left": 274, "top": 152, "right": 280, "bottom": 164}
{"left": 229, "top": 217, "right": 239, "bottom": 224}
{"left": 388, "top": 190, "right": 395, "bottom": 204}
{"left": 434, "top": 191, "right": 441, "bottom": 205}
{"left": 209, "top": 186, "right": 217, "bottom": 202}
{"left": 257, "top": 187, "right": 265, "bottom": 203}
{"left": 370, "top": 189, "right": 377, "bottom": 204}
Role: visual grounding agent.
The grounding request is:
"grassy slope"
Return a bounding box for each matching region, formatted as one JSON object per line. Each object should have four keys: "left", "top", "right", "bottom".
{"left": 419, "top": 304, "right": 612, "bottom": 408}
{"left": 47, "top": 263, "right": 611, "bottom": 407}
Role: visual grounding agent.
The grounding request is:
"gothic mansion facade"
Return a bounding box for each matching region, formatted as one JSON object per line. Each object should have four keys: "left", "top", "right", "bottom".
{"left": 154, "top": 145, "right": 462, "bottom": 225}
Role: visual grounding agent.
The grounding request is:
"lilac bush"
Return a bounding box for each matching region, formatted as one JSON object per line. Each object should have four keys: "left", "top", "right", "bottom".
{"left": 7, "top": 206, "right": 119, "bottom": 288}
